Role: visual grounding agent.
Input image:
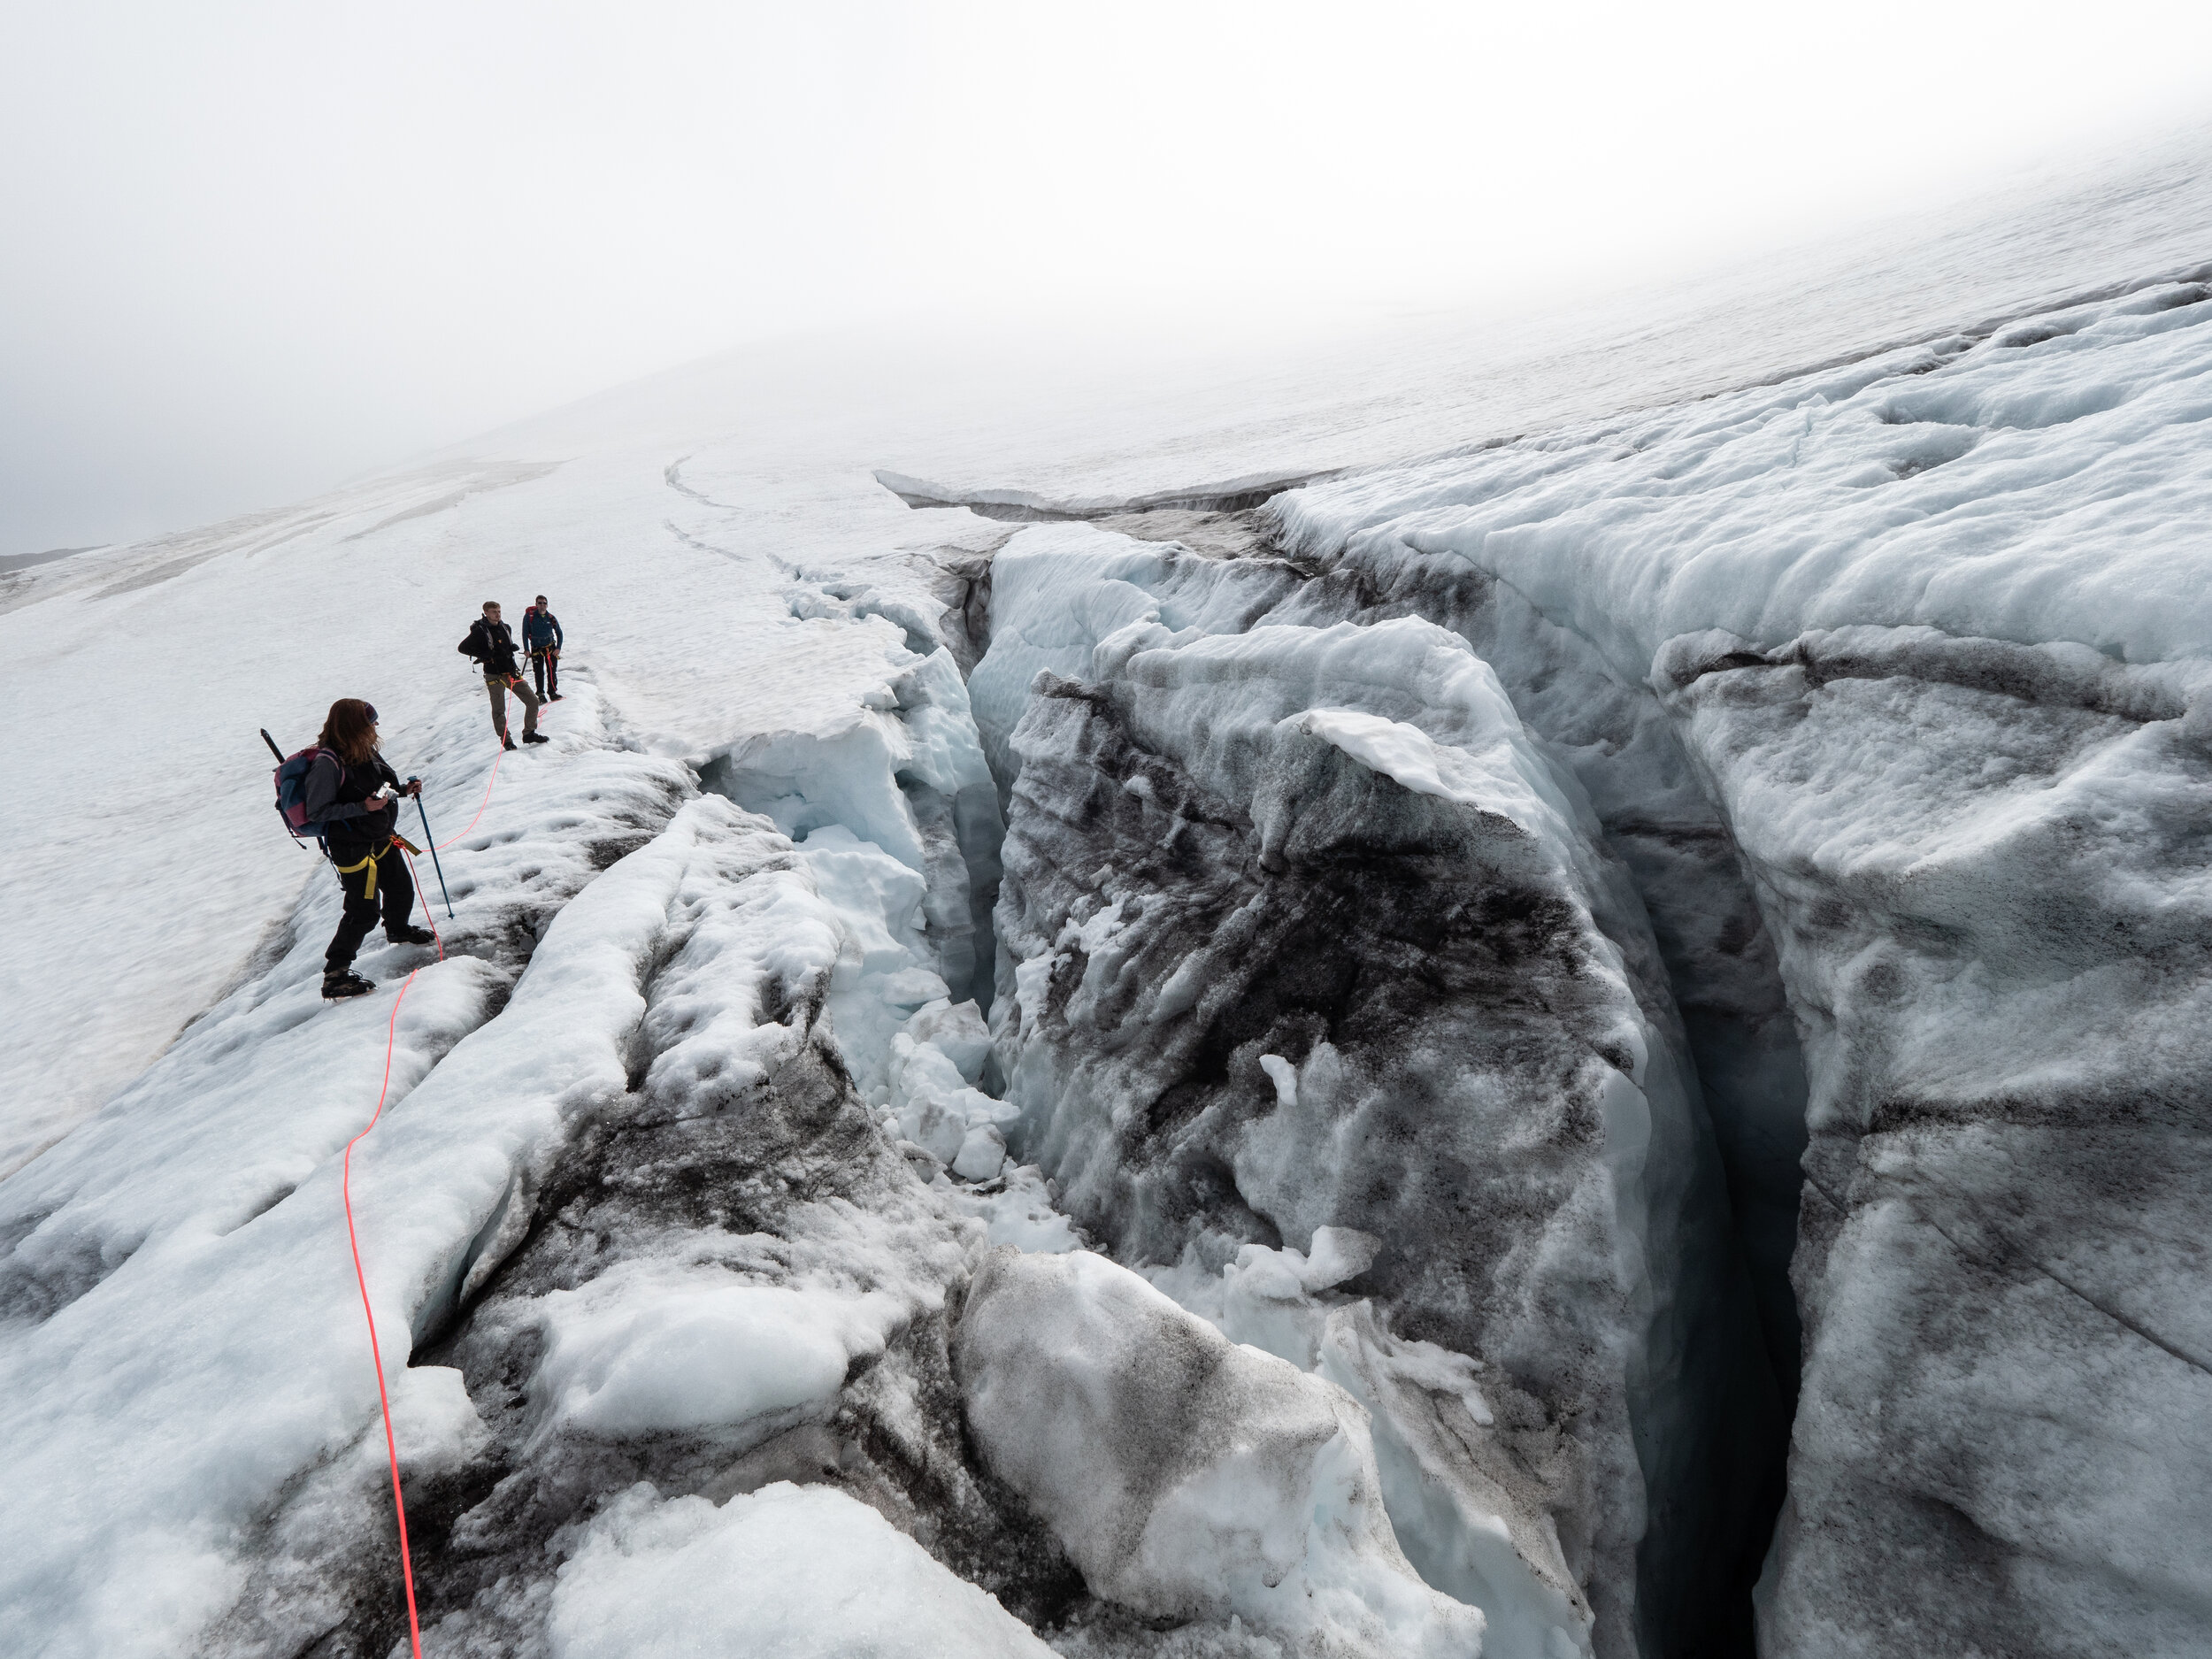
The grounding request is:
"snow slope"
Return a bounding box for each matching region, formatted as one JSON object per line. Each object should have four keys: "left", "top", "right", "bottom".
{"left": 2, "top": 122, "right": 2209, "bottom": 1659}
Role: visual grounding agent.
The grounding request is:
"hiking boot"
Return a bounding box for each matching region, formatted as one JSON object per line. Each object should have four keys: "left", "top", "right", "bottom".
{"left": 549, "top": 693, "right": 565, "bottom": 702}
{"left": 322, "top": 970, "right": 375, "bottom": 1000}
{"left": 502, "top": 733, "right": 518, "bottom": 751}
{"left": 522, "top": 732, "right": 549, "bottom": 745}
{"left": 387, "top": 924, "right": 436, "bottom": 947}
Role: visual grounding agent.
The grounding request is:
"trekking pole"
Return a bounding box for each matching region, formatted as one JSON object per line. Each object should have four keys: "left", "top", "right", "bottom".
{"left": 415, "top": 795, "right": 455, "bottom": 918}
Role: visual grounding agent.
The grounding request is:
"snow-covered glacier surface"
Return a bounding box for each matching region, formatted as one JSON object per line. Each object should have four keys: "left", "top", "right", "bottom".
{"left": 4, "top": 133, "right": 2211, "bottom": 1659}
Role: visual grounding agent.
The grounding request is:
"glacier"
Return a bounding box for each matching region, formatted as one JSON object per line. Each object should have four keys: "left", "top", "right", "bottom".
{"left": 3, "top": 134, "right": 2210, "bottom": 1659}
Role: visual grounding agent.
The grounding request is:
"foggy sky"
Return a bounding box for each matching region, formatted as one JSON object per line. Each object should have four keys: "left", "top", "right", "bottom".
{"left": 4, "top": 0, "right": 2209, "bottom": 557}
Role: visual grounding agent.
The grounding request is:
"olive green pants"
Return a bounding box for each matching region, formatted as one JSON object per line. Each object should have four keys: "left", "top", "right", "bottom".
{"left": 486, "top": 672, "right": 540, "bottom": 739}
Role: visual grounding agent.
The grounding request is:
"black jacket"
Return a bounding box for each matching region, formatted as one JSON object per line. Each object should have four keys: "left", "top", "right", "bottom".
{"left": 460, "top": 617, "right": 522, "bottom": 679}
{"left": 303, "top": 751, "right": 401, "bottom": 858}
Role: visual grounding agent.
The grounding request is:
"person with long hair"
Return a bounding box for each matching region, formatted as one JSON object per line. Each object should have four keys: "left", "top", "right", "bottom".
{"left": 302, "top": 697, "right": 436, "bottom": 999}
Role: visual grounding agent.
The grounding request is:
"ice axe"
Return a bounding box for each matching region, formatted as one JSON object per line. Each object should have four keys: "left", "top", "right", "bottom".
{"left": 261, "top": 728, "right": 307, "bottom": 851}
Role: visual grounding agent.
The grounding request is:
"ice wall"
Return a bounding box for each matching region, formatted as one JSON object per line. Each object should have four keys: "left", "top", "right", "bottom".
{"left": 1256, "top": 275, "right": 2212, "bottom": 1656}
{"left": 970, "top": 523, "right": 1810, "bottom": 1426}
{"left": 975, "top": 544, "right": 1779, "bottom": 1657}
{"left": 1659, "top": 626, "right": 2212, "bottom": 1657}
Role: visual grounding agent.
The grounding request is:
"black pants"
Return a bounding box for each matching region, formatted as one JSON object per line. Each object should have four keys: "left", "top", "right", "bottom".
{"left": 325, "top": 841, "right": 416, "bottom": 973}
{"left": 531, "top": 648, "right": 558, "bottom": 699}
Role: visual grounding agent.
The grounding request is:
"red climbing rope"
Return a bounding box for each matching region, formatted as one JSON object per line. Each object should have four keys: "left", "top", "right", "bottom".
{"left": 403, "top": 846, "right": 446, "bottom": 960}
{"left": 337, "top": 730, "right": 518, "bottom": 1653}
{"left": 336, "top": 829, "right": 466, "bottom": 1657}
{"left": 341, "top": 966, "right": 428, "bottom": 1659}
{"left": 436, "top": 744, "right": 504, "bottom": 851}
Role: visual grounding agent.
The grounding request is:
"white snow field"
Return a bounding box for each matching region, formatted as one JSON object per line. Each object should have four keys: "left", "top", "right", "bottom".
{"left": 3, "top": 127, "right": 2211, "bottom": 1659}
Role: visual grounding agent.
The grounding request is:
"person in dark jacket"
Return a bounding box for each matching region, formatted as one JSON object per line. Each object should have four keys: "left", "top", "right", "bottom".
{"left": 458, "top": 600, "right": 545, "bottom": 749}
{"left": 522, "top": 594, "right": 565, "bottom": 702}
{"left": 305, "top": 697, "right": 435, "bottom": 1000}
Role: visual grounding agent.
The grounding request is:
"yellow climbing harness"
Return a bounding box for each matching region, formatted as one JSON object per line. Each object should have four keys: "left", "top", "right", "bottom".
{"left": 334, "top": 833, "right": 421, "bottom": 901}
{"left": 334, "top": 841, "right": 391, "bottom": 899}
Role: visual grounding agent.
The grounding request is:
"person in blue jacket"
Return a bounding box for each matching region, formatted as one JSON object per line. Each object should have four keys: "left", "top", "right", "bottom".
{"left": 523, "top": 595, "right": 565, "bottom": 702}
